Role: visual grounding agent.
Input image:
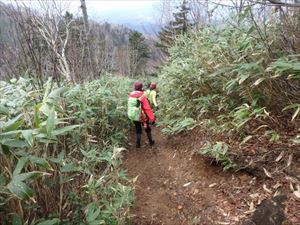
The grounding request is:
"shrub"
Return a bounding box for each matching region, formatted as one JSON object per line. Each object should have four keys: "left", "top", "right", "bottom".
{"left": 0, "top": 75, "right": 134, "bottom": 224}
{"left": 158, "top": 17, "right": 300, "bottom": 138}
{"left": 200, "top": 142, "right": 237, "bottom": 171}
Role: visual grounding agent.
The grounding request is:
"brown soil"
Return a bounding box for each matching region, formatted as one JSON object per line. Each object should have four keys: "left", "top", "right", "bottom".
{"left": 122, "top": 128, "right": 300, "bottom": 225}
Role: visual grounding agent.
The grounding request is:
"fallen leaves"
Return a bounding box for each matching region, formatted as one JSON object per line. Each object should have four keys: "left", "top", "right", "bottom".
{"left": 243, "top": 200, "right": 256, "bottom": 215}
{"left": 275, "top": 151, "right": 284, "bottom": 162}
{"left": 263, "top": 184, "right": 272, "bottom": 193}
{"left": 287, "top": 154, "right": 293, "bottom": 167}
{"left": 249, "top": 201, "right": 255, "bottom": 211}
{"left": 183, "top": 182, "right": 191, "bottom": 187}
{"left": 273, "top": 182, "right": 282, "bottom": 189}
{"left": 294, "top": 190, "right": 300, "bottom": 199}
{"left": 263, "top": 167, "right": 273, "bottom": 178}
{"left": 209, "top": 183, "right": 217, "bottom": 188}
{"left": 292, "top": 185, "right": 300, "bottom": 200}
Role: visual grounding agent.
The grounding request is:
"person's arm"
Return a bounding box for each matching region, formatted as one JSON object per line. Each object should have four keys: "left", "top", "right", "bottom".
{"left": 140, "top": 95, "right": 155, "bottom": 122}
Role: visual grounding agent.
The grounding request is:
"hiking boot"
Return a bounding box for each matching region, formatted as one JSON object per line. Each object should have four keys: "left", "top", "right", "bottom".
{"left": 147, "top": 132, "right": 155, "bottom": 146}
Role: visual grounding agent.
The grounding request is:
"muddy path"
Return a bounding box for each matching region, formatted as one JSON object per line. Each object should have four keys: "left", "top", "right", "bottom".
{"left": 122, "top": 128, "right": 298, "bottom": 225}
{"left": 122, "top": 128, "right": 246, "bottom": 225}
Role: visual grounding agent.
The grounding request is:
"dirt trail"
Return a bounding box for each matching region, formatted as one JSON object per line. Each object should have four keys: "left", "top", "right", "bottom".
{"left": 122, "top": 128, "right": 250, "bottom": 225}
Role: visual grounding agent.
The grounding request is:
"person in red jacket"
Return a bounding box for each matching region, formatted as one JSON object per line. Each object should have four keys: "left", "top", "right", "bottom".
{"left": 129, "top": 82, "right": 155, "bottom": 148}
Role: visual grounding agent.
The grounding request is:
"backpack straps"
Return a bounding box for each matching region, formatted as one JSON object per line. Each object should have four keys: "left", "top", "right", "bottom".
{"left": 138, "top": 94, "right": 144, "bottom": 101}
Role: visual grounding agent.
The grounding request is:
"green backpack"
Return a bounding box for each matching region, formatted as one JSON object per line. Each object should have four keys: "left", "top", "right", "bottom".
{"left": 127, "top": 95, "right": 143, "bottom": 121}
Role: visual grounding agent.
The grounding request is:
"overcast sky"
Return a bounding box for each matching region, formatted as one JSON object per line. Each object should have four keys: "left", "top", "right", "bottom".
{"left": 2, "top": 0, "right": 161, "bottom": 27}
{"left": 1, "top": 0, "right": 165, "bottom": 33}
{"left": 83, "top": 1, "right": 159, "bottom": 23}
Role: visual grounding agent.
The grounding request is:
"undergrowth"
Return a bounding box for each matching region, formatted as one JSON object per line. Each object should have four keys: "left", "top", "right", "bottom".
{"left": 200, "top": 142, "right": 237, "bottom": 171}
{"left": 0, "top": 75, "right": 134, "bottom": 224}
{"left": 158, "top": 9, "right": 300, "bottom": 170}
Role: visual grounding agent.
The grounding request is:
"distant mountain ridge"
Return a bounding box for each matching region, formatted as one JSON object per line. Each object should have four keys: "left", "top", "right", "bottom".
{"left": 123, "top": 22, "right": 160, "bottom": 35}
{"left": 0, "top": 2, "right": 163, "bottom": 78}
{"left": 0, "top": 2, "right": 158, "bottom": 48}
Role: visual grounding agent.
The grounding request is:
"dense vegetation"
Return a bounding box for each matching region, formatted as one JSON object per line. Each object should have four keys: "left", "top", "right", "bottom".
{"left": 1, "top": 0, "right": 300, "bottom": 224}
{"left": 158, "top": 7, "right": 300, "bottom": 169}
{"left": 0, "top": 76, "right": 134, "bottom": 224}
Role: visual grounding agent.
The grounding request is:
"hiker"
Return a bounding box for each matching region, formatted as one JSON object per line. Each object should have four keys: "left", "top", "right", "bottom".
{"left": 128, "top": 82, "right": 155, "bottom": 148}
{"left": 145, "top": 82, "right": 159, "bottom": 110}
{"left": 144, "top": 83, "right": 151, "bottom": 99}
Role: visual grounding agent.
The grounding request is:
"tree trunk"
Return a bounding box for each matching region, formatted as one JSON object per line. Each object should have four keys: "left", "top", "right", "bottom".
{"left": 80, "top": 0, "right": 89, "bottom": 32}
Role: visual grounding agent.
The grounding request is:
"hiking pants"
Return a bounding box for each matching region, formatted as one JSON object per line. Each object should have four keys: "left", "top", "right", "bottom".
{"left": 134, "top": 121, "right": 151, "bottom": 134}
{"left": 134, "top": 121, "right": 154, "bottom": 147}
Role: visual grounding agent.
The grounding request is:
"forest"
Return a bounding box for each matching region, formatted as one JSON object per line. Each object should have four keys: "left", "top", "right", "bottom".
{"left": 0, "top": 0, "right": 300, "bottom": 224}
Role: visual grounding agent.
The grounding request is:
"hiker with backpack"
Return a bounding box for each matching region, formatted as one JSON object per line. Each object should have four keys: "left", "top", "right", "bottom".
{"left": 144, "top": 82, "right": 159, "bottom": 110}
{"left": 128, "top": 82, "right": 155, "bottom": 148}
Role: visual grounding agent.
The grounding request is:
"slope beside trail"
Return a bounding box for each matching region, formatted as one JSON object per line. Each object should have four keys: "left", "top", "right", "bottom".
{"left": 122, "top": 128, "right": 255, "bottom": 225}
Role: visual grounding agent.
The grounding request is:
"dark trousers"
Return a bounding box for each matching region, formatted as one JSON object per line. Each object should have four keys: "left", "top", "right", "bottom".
{"left": 134, "top": 121, "right": 151, "bottom": 134}
{"left": 133, "top": 121, "right": 154, "bottom": 147}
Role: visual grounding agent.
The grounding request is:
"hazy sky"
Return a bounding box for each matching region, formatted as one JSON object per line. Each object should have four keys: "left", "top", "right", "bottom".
{"left": 3, "top": 0, "right": 160, "bottom": 23}
{"left": 82, "top": 1, "right": 159, "bottom": 23}
{"left": 2, "top": 0, "right": 163, "bottom": 33}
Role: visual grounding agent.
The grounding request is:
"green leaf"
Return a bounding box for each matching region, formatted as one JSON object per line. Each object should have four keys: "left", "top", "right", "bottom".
{"left": 85, "top": 203, "right": 101, "bottom": 222}
{"left": 34, "top": 104, "right": 42, "bottom": 128}
{"left": 0, "top": 130, "right": 22, "bottom": 138}
{"left": 1, "top": 140, "right": 28, "bottom": 148}
{"left": 13, "top": 157, "right": 28, "bottom": 176}
{"left": 14, "top": 171, "right": 45, "bottom": 182}
{"left": 2, "top": 114, "right": 23, "bottom": 132}
{"left": 238, "top": 74, "right": 250, "bottom": 84}
{"left": 283, "top": 103, "right": 300, "bottom": 111}
{"left": 0, "top": 174, "right": 7, "bottom": 186}
{"left": 46, "top": 107, "right": 56, "bottom": 134}
{"left": 60, "top": 175, "right": 75, "bottom": 184}
{"left": 247, "top": 25, "right": 255, "bottom": 35}
{"left": 49, "top": 151, "right": 65, "bottom": 164}
{"left": 0, "top": 104, "right": 9, "bottom": 115}
{"left": 60, "top": 163, "right": 79, "bottom": 173}
{"left": 8, "top": 169, "right": 46, "bottom": 201}
{"left": 52, "top": 125, "right": 80, "bottom": 136}
{"left": 35, "top": 219, "right": 60, "bottom": 225}
{"left": 29, "top": 156, "right": 52, "bottom": 170}
{"left": 11, "top": 214, "right": 22, "bottom": 225}
{"left": 87, "top": 208, "right": 100, "bottom": 222}
{"left": 40, "top": 103, "right": 52, "bottom": 117}
{"left": 42, "top": 77, "right": 53, "bottom": 102}
{"left": 22, "top": 130, "right": 34, "bottom": 147}
{"left": 7, "top": 180, "right": 33, "bottom": 200}
{"left": 48, "top": 87, "right": 67, "bottom": 99}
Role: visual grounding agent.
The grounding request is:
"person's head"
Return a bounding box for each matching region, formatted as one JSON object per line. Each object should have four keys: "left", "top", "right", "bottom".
{"left": 134, "top": 81, "right": 143, "bottom": 91}
{"left": 150, "top": 82, "right": 156, "bottom": 90}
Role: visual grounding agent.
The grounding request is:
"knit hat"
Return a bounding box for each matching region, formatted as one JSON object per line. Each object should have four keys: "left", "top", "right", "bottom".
{"left": 134, "top": 82, "right": 143, "bottom": 91}
{"left": 150, "top": 83, "right": 156, "bottom": 89}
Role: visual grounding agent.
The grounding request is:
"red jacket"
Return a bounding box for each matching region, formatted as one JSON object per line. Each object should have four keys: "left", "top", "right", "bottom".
{"left": 129, "top": 91, "right": 155, "bottom": 123}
